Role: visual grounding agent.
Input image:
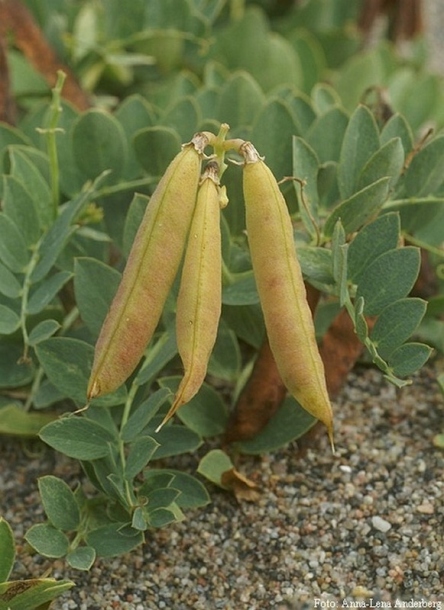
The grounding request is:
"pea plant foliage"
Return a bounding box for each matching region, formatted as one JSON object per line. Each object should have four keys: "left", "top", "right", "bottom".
{"left": 0, "top": 0, "right": 443, "bottom": 577}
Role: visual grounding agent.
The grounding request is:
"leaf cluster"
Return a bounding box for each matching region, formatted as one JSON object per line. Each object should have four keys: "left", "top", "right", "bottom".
{"left": 0, "top": 0, "right": 443, "bottom": 572}
{"left": 0, "top": 517, "right": 73, "bottom": 609}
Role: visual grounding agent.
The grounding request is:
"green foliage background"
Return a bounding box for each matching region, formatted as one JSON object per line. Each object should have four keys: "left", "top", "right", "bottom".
{"left": 0, "top": 0, "right": 443, "bottom": 573}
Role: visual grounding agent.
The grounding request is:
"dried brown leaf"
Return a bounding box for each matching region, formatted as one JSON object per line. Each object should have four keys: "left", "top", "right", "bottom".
{"left": 220, "top": 468, "right": 260, "bottom": 502}
{"left": 358, "top": 0, "right": 423, "bottom": 43}
{"left": 0, "top": 0, "right": 90, "bottom": 111}
{"left": 0, "top": 33, "right": 16, "bottom": 124}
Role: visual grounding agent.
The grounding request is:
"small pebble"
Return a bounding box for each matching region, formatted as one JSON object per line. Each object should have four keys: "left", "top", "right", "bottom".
{"left": 371, "top": 516, "right": 392, "bottom": 533}
{"left": 416, "top": 502, "right": 435, "bottom": 514}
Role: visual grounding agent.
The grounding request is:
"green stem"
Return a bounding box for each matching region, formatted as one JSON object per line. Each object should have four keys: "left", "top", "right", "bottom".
{"left": 121, "top": 379, "right": 139, "bottom": 430}
{"left": 61, "top": 306, "right": 80, "bottom": 334}
{"left": 118, "top": 379, "right": 140, "bottom": 508}
{"left": 383, "top": 196, "right": 444, "bottom": 210}
{"left": 94, "top": 176, "right": 159, "bottom": 198}
{"left": 39, "top": 71, "right": 66, "bottom": 219}
{"left": 24, "top": 366, "right": 44, "bottom": 411}
{"left": 19, "top": 239, "right": 44, "bottom": 362}
{"left": 402, "top": 232, "right": 444, "bottom": 258}
{"left": 203, "top": 123, "right": 245, "bottom": 180}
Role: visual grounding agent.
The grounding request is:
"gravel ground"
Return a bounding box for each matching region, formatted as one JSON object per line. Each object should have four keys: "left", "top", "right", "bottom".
{"left": 1, "top": 362, "right": 444, "bottom": 609}
{"left": 1, "top": 3, "right": 444, "bottom": 609}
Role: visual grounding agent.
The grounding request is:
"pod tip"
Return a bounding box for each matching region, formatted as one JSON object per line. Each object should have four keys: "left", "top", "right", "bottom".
{"left": 155, "top": 393, "right": 186, "bottom": 433}
{"left": 240, "top": 141, "right": 264, "bottom": 164}
{"left": 87, "top": 380, "right": 100, "bottom": 400}
{"left": 327, "top": 425, "right": 336, "bottom": 455}
{"left": 154, "top": 421, "right": 164, "bottom": 434}
{"left": 190, "top": 131, "right": 212, "bottom": 154}
{"left": 154, "top": 404, "right": 175, "bottom": 433}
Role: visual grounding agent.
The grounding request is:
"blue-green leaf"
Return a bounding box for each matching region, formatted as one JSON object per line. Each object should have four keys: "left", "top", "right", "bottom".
{"left": 250, "top": 98, "right": 296, "bottom": 178}
{"left": 86, "top": 524, "right": 143, "bottom": 557}
{"left": 370, "top": 298, "right": 427, "bottom": 358}
{"left": 35, "top": 337, "right": 127, "bottom": 407}
{"left": 159, "top": 377, "right": 228, "bottom": 437}
{"left": 161, "top": 96, "right": 200, "bottom": 141}
{"left": 0, "top": 262, "right": 22, "bottom": 299}
{"left": 356, "top": 247, "right": 421, "bottom": 316}
{"left": 306, "top": 106, "right": 348, "bottom": 163}
{"left": 27, "top": 271, "right": 72, "bottom": 314}
{"left": 208, "top": 318, "right": 241, "bottom": 381}
{"left": 142, "top": 469, "right": 210, "bottom": 509}
{"left": 134, "top": 126, "right": 181, "bottom": 177}
{"left": 72, "top": 109, "right": 128, "bottom": 181}
{"left": 388, "top": 342, "right": 433, "bottom": 378}
{"left": 153, "top": 425, "right": 202, "bottom": 458}
{"left": 380, "top": 113, "right": 413, "bottom": 154}
{"left": 121, "top": 388, "right": 171, "bottom": 442}
{"left": 2, "top": 175, "right": 42, "bottom": 245}
{"left": 8, "top": 148, "right": 52, "bottom": 228}
{"left": 31, "top": 189, "right": 95, "bottom": 283}
{"left": 66, "top": 546, "right": 96, "bottom": 571}
{"left": 235, "top": 396, "right": 316, "bottom": 455}
{"left": 0, "top": 305, "right": 20, "bottom": 334}
{"left": 25, "top": 524, "right": 69, "bottom": 558}
{"left": 358, "top": 137, "right": 404, "bottom": 192}
{"left": 0, "top": 518, "right": 15, "bottom": 582}
{"left": 74, "top": 258, "right": 121, "bottom": 337}
{"left": 222, "top": 272, "right": 259, "bottom": 306}
{"left": 135, "top": 328, "right": 178, "bottom": 387}
{"left": 39, "top": 417, "right": 117, "bottom": 460}
{"left": 216, "top": 71, "right": 264, "bottom": 129}
{"left": 347, "top": 212, "right": 400, "bottom": 282}
{"left": 404, "top": 134, "right": 444, "bottom": 197}
{"left": 338, "top": 105, "right": 379, "bottom": 199}
{"left": 28, "top": 320, "right": 61, "bottom": 346}
{"left": 38, "top": 476, "right": 80, "bottom": 531}
{"left": 0, "top": 213, "right": 30, "bottom": 272}
{"left": 125, "top": 436, "right": 159, "bottom": 480}
{"left": 324, "top": 177, "right": 390, "bottom": 237}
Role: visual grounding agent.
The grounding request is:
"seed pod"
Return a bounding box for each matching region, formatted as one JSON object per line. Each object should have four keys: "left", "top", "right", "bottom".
{"left": 157, "top": 162, "right": 224, "bottom": 430}
{"left": 241, "top": 142, "right": 334, "bottom": 448}
{"left": 87, "top": 134, "right": 208, "bottom": 400}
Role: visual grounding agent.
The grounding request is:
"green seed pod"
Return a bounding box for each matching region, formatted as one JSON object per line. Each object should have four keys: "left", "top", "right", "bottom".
{"left": 241, "top": 141, "right": 334, "bottom": 448}
{"left": 87, "top": 134, "right": 208, "bottom": 399}
{"left": 157, "top": 162, "right": 224, "bottom": 430}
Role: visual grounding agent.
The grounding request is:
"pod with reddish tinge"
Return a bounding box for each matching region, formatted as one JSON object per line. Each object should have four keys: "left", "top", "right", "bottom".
{"left": 87, "top": 134, "right": 207, "bottom": 400}
{"left": 241, "top": 141, "right": 334, "bottom": 448}
{"left": 157, "top": 162, "right": 224, "bottom": 430}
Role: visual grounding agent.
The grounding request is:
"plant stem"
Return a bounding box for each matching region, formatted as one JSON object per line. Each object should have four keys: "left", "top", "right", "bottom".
{"left": 95, "top": 176, "right": 159, "bottom": 198}
{"left": 24, "top": 366, "right": 44, "bottom": 411}
{"left": 383, "top": 196, "right": 444, "bottom": 209}
{"left": 402, "top": 232, "right": 444, "bottom": 258}
{"left": 61, "top": 306, "right": 80, "bottom": 334}
{"left": 121, "top": 380, "right": 139, "bottom": 430}
{"left": 39, "top": 71, "right": 66, "bottom": 219}
{"left": 118, "top": 379, "right": 140, "bottom": 508}
{"left": 203, "top": 123, "right": 246, "bottom": 180}
{"left": 19, "top": 239, "right": 44, "bottom": 363}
